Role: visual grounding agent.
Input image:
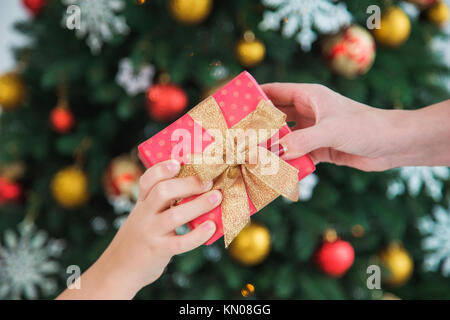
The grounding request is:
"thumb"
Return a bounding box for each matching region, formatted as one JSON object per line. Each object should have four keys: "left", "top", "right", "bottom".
{"left": 276, "top": 124, "right": 335, "bottom": 160}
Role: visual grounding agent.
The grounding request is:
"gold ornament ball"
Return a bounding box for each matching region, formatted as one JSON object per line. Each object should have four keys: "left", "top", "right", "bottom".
{"left": 51, "top": 167, "right": 88, "bottom": 209}
{"left": 373, "top": 7, "right": 411, "bottom": 47}
{"left": 379, "top": 243, "right": 414, "bottom": 287}
{"left": 426, "top": 1, "right": 450, "bottom": 26}
{"left": 0, "top": 73, "right": 25, "bottom": 110}
{"left": 169, "top": 0, "right": 212, "bottom": 24}
{"left": 228, "top": 222, "right": 271, "bottom": 266}
{"left": 103, "top": 155, "right": 143, "bottom": 198}
{"left": 236, "top": 32, "right": 266, "bottom": 67}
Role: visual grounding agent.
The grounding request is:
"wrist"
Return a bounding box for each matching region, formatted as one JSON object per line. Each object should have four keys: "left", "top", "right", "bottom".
{"left": 91, "top": 250, "right": 144, "bottom": 299}
{"left": 380, "top": 108, "right": 430, "bottom": 168}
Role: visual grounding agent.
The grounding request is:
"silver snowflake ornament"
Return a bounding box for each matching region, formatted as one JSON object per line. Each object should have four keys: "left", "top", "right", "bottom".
{"left": 259, "top": 0, "right": 352, "bottom": 51}
{"left": 63, "top": 0, "right": 130, "bottom": 54}
{"left": 387, "top": 166, "right": 449, "bottom": 201}
{"left": 418, "top": 203, "right": 450, "bottom": 276}
{"left": 0, "top": 223, "right": 64, "bottom": 299}
{"left": 116, "top": 58, "right": 155, "bottom": 96}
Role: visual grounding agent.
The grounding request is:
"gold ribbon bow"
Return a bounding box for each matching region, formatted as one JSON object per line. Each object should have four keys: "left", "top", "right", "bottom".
{"left": 178, "top": 97, "right": 299, "bottom": 247}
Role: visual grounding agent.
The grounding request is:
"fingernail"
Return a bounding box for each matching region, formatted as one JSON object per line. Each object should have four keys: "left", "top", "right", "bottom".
{"left": 203, "top": 221, "right": 216, "bottom": 232}
{"left": 208, "top": 190, "right": 222, "bottom": 205}
{"left": 269, "top": 143, "right": 286, "bottom": 157}
{"left": 202, "top": 180, "right": 213, "bottom": 191}
{"left": 167, "top": 160, "right": 180, "bottom": 172}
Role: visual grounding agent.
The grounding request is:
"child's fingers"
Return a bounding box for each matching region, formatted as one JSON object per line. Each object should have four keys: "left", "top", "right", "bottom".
{"left": 168, "top": 221, "right": 216, "bottom": 255}
{"left": 138, "top": 160, "right": 180, "bottom": 201}
{"left": 158, "top": 190, "right": 222, "bottom": 233}
{"left": 146, "top": 176, "right": 213, "bottom": 212}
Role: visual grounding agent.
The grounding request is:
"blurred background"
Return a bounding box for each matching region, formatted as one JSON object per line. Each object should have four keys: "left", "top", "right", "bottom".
{"left": 0, "top": 0, "right": 449, "bottom": 300}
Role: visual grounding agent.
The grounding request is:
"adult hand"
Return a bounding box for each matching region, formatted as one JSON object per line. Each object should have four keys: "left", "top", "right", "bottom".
{"left": 263, "top": 83, "right": 449, "bottom": 171}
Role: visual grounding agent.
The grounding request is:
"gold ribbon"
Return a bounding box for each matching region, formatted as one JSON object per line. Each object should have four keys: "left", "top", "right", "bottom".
{"left": 178, "top": 97, "right": 299, "bottom": 247}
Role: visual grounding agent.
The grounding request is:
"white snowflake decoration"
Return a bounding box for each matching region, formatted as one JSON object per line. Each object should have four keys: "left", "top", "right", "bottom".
{"left": 418, "top": 203, "right": 450, "bottom": 276}
{"left": 387, "top": 166, "right": 449, "bottom": 201}
{"left": 63, "top": 0, "right": 130, "bottom": 54}
{"left": 259, "top": 0, "right": 352, "bottom": 51}
{"left": 116, "top": 59, "right": 155, "bottom": 96}
{"left": 0, "top": 223, "right": 64, "bottom": 299}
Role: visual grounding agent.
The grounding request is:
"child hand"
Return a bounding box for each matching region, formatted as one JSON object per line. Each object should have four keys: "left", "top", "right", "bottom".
{"left": 57, "top": 159, "right": 221, "bottom": 299}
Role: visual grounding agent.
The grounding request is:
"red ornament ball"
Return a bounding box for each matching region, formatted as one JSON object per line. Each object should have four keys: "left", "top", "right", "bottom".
{"left": 146, "top": 84, "right": 188, "bottom": 121}
{"left": 22, "top": 0, "right": 47, "bottom": 16}
{"left": 50, "top": 107, "right": 75, "bottom": 133}
{"left": 103, "top": 155, "right": 143, "bottom": 199}
{"left": 315, "top": 239, "right": 355, "bottom": 277}
{"left": 0, "top": 177, "right": 22, "bottom": 204}
{"left": 321, "top": 25, "right": 376, "bottom": 79}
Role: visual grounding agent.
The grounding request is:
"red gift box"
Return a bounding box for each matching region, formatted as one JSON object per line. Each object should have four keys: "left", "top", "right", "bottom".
{"left": 138, "top": 71, "right": 315, "bottom": 245}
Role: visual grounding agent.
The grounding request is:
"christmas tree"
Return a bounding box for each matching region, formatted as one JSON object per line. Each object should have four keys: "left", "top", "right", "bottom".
{"left": 1, "top": 0, "right": 450, "bottom": 300}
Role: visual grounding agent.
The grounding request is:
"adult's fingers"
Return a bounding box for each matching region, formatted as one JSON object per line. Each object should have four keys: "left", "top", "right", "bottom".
{"left": 168, "top": 220, "right": 217, "bottom": 255}
{"left": 278, "top": 123, "right": 336, "bottom": 160}
{"left": 262, "top": 83, "right": 321, "bottom": 121}
{"left": 146, "top": 176, "right": 213, "bottom": 212}
{"left": 261, "top": 83, "right": 300, "bottom": 107}
{"left": 262, "top": 83, "right": 322, "bottom": 107}
{"left": 138, "top": 160, "right": 180, "bottom": 201}
{"left": 158, "top": 190, "right": 222, "bottom": 233}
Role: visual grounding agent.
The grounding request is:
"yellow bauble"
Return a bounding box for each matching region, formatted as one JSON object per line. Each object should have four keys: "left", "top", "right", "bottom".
{"left": 169, "top": 0, "right": 212, "bottom": 24}
{"left": 236, "top": 31, "right": 266, "bottom": 67}
{"left": 426, "top": 1, "right": 450, "bottom": 26}
{"left": 0, "top": 73, "right": 25, "bottom": 110}
{"left": 51, "top": 167, "right": 88, "bottom": 209}
{"left": 379, "top": 243, "right": 414, "bottom": 287}
{"left": 228, "top": 222, "right": 271, "bottom": 266}
{"left": 373, "top": 7, "right": 411, "bottom": 47}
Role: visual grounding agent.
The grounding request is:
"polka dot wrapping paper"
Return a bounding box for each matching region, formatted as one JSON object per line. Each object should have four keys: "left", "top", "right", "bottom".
{"left": 138, "top": 71, "right": 315, "bottom": 245}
